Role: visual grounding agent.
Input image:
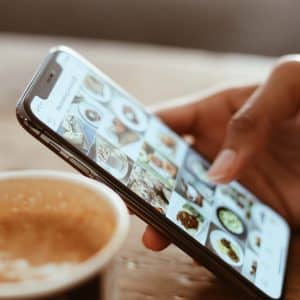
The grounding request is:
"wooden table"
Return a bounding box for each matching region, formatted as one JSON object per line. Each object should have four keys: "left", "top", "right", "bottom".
{"left": 1, "top": 34, "right": 299, "bottom": 299}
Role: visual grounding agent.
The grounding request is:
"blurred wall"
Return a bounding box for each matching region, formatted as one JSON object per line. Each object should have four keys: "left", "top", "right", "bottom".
{"left": 1, "top": 0, "right": 300, "bottom": 56}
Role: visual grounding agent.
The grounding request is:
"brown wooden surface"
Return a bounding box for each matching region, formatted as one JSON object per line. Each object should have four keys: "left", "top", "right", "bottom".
{"left": 0, "top": 34, "right": 299, "bottom": 299}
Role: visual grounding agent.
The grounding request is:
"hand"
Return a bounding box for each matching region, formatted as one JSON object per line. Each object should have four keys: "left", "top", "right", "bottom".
{"left": 143, "top": 55, "right": 300, "bottom": 251}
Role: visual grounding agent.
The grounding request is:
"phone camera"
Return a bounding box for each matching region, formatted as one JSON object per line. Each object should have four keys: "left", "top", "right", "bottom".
{"left": 46, "top": 71, "right": 56, "bottom": 83}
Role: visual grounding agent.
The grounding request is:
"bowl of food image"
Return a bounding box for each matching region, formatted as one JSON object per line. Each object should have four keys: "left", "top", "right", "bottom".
{"left": 216, "top": 206, "right": 247, "bottom": 238}
{"left": 82, "top": 74, "right": 111, "bottom": 103}
{"left": 111, "top": 99, "right": 148, "bottom": 132}
{"left": 210, "top": 230, "right": 244, "bottom": 267}
{"left": 176, "top": 203, "right": 206, "bottom": 235}
{"left": 78, "top": 102, "right": 112, "bottom": 128}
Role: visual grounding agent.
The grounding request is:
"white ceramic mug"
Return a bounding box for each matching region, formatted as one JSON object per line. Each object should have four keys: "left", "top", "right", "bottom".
{"left": 0, "top": 170, "right": 130, "bottom": 300}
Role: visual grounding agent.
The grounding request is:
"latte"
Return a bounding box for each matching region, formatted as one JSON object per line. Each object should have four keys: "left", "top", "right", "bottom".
{"left": 0, "top": 178, "right": 116, "bottom": 282}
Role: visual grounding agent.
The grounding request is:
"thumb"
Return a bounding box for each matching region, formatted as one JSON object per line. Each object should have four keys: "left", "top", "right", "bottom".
{"left": 207, "top": 59, "right": 300, "bottom": 183}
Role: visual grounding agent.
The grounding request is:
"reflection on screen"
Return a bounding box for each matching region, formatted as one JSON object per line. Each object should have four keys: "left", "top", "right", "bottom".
{"left": 31, "top": 52, "right": 289, "bottom": 299}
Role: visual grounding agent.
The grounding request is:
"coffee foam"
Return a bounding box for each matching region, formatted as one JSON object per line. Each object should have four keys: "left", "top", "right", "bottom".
{"left": 0, "top": 178, "right": 116, "bottom": 282}
{"left": 0, "top": 258, "right": 76, "bottom": 282}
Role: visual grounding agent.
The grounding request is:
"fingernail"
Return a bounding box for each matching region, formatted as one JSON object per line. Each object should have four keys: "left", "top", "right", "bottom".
{"left": 207, "top": 149, "right": 236, "bottom": 183}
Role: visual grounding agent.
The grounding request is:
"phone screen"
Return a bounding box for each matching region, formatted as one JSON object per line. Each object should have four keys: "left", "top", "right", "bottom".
{"left": 30, "top": 51, "right": 289, "bottom": 299}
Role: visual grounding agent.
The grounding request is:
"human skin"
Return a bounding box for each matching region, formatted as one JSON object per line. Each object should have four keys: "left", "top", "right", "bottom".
{"left": 142, "top": 55, "right": 300, "bottom": 251}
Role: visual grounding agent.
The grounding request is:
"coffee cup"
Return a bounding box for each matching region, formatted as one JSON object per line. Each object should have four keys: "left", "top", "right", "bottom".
{"left": 0, "top": 170, "right": 129, "bottom": 300}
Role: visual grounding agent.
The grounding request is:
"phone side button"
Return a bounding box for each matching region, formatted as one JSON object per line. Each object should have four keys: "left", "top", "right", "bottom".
{"left": 68, "top": 157, "right": 91, "bottom": 176}
{"left": 48, "top": 141, "right": 61, "bottom": 153}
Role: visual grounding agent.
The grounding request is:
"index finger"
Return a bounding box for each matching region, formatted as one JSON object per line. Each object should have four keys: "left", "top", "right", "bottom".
{"left": 142, "top": 225, "right": 170, "bottom": 251}
{"left": 154, "top": 85, "right": 258, "bottom": 135}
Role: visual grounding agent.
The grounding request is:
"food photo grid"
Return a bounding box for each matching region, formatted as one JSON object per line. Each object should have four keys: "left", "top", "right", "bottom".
{"left": 56, "top": 70, "right": 275, "bottom": 285}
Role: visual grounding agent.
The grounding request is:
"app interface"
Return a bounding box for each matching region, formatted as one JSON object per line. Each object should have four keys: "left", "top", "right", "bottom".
{"left": 31, "top": 52, "right": 289, "bottom": 298}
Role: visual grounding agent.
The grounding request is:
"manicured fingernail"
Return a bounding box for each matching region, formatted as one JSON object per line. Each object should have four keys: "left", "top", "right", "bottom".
{"left": 207, "top": 149, "right": 236, "bottom": 183}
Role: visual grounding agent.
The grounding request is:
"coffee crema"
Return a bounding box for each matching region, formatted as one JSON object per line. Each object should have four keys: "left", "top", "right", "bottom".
{"left": 0, "top": 178, "right": 116, "bottom": 282}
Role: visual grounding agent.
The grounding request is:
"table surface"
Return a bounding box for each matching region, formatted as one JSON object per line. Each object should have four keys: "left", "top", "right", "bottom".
{"left": 1, "top": 34, "right": 299, "bottom": 300}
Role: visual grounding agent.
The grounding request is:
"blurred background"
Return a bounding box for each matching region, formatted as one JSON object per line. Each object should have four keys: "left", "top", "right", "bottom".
{"left": 1, "top": 0, "right": 300, "bottom": 55}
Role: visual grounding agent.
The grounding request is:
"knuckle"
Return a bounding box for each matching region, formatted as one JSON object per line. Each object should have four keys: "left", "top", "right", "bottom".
{"left": 228, "top": 113, "right": 258, "bottom": 136}
{"left": 272, "top": 55, "right": 300, "bottom": 99}
{"left": 274, "top": 55, "right": 300, "bottom": 78}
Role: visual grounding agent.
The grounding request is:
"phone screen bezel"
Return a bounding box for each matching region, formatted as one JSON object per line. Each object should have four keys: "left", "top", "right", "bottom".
{"left": 16, "top": 47, "right": 290, "bottom": 300}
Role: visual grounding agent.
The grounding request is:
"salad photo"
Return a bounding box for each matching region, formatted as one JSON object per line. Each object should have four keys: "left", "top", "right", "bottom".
{"left": 216, "top": 206, "right": 247, "bottom": 238}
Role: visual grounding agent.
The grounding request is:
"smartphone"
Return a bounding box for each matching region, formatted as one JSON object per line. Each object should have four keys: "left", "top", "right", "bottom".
{"left": 16, "top": 46, "right": 290, "bottom": 299}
